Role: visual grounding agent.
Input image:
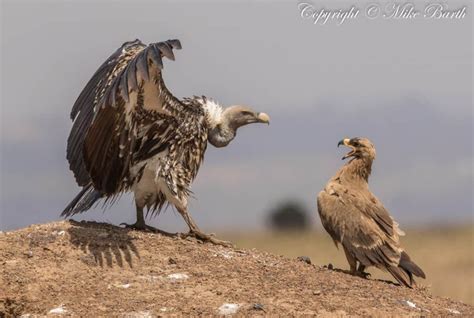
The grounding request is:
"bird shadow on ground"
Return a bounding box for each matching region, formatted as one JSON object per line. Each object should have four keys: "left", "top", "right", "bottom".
{"left": 67, "top": 220, "right": 140, "bottom": 268}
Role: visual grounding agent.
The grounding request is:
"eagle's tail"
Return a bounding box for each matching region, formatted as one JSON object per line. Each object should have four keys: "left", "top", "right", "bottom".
{"left": 61, "top": 183, "right": 102, "bottom": 217}
{"left": 388, "top": 251, "right": 426, "bottom": 288}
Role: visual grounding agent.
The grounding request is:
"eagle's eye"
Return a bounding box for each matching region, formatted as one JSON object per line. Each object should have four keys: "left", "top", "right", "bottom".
{"left": 241, "top": 110, "right": 254, "bottom": 116}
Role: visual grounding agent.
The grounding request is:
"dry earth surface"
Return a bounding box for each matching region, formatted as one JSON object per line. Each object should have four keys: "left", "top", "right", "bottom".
{"left": 1, "top": 221, "right": 473, "bottom": 317}
{"left": 229, "top": 226, "right": 474, "bottom": 305}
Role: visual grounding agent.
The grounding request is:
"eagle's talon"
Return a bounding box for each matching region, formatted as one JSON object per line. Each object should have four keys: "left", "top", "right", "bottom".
{"left": 357, "top": 271, "right": 371, "bottom": 279}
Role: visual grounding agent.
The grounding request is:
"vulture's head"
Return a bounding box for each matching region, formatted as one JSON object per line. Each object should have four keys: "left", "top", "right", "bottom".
{"left": 202, "top": 99, "right": 270, "bottom": 148}
{"left": 338, "top": 137, "right": 376, "bottom": 161}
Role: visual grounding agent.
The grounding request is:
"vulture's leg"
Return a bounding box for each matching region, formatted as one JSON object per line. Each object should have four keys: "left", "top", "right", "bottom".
{"left": 343, "top": 245, "right": 357, "bottom": 274}
{"left": 121, "top": 204, "right": 176, "bottom": 237}
{"left": 356, "top": 264, "right": 371, "bottom": 279}
{"left": 177, "top": 206, "right": 233, "bottom": 247}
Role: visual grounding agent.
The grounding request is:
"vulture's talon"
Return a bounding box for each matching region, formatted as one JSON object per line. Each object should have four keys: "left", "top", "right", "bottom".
{"left": 120, "top": 222, "right": 177, "bottom": 237}
{"left": 186, "top": 230, "right": 233, "bottom": 247}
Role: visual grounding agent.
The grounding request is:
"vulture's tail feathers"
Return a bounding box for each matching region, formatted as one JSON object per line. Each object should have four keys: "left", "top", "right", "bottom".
{"left": 388, "top": 251, "right": 426, "bottom": 288}
{"left": 61, "top": 184, "right": 102, "bottom": 217}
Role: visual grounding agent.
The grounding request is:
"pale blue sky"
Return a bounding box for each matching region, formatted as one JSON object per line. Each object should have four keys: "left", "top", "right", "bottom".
{"left": 1, "top": 0, "right": 472, "bottom": 231}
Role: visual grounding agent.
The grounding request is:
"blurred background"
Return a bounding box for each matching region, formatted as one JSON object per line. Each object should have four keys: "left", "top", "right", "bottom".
{"left": 1, "top": 0, "right": 472, "bottom": 304}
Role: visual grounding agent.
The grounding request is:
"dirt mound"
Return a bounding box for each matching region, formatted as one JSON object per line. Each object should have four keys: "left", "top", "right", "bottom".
{"left": 1, "top": 221, "right": 472, "bottom": 317}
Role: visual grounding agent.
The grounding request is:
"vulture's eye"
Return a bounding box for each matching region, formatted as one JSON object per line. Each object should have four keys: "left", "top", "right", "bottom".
{"left": 241, "top": 111, "right": 253, "bottom": 116}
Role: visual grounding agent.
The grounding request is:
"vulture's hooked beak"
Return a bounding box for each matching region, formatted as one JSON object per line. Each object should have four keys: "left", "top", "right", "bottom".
{"left": 338, "top": 138, "right": 355, "bottom": 160}
{"left": 256, "top": 112, "right": 270, "bottom": 125}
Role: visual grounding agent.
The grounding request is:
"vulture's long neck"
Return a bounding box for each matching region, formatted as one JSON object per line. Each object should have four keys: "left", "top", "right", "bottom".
{"left": 339, "top": 157, "right": 373, "bottom": 183}
{"left": 201, "top": 98, "right": 235, "bottom": 148}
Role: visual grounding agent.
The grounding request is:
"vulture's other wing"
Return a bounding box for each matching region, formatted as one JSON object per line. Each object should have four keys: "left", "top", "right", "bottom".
{"left": 66, "top": 39, "right": 182, "bottom": 194}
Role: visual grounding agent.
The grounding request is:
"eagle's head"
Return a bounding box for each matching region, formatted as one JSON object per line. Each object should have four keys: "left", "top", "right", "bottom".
{"left": 338, "top": 137, "right": 376, "bottom": 161}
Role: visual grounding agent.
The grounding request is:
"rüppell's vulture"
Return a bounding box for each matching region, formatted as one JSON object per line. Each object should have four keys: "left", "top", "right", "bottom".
{"left": 317, "top": 137, "right": 425, "bottom": 287}
{"left": 62, "top": 39, "right": 270, "bottom": 246}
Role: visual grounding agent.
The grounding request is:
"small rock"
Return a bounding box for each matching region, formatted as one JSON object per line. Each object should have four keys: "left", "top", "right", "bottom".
{"left": 218, "top": 303, "right": 239, "bottom": 315}
{"left": 24, "top": 251, "right": 33, "bottom": 258}
{"left": 123, "top": 311, "right": 153, "bottom": 318}
{"left": 447, "top": 308, "right": 461, "bottom": 315}
{"left": 167, "top": 273, "right": 189, "bottom": 281}
{"left": 313, "top": 290, "right": 321, "bottom": 295}
{"left": 168, "top": 257, "right": 177, "bottom": 265}
{"left": 252, "top": 303, "right": 265, "bottom": 312}
{"left": 403, "top": 300, "right": 417, "bottom": 309}
{"left": 48, "top": 304, "right": 67, "bottom": 314}
{"left": 216, "top": 290, "right": 222, "bottom": 295}
{"left": 297, "top": 256, "right": 312, "bottom": 264}
{"left": 107, "top": 284, "right": 132, "bottom": 289}
{"left": 327, "top": 263, "right": 334, "bottom": 270}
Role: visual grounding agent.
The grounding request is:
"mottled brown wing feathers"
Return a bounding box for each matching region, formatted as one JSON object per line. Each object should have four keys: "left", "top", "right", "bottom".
{"left": 67, "top": 39, "right": 182, "bottom": 194}
{"left": 318, "top": 187, "right": 401, "bottom": 265}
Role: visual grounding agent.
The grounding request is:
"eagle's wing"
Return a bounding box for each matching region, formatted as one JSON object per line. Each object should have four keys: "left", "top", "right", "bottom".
{"left": 317, "top": 183, "right": 403, "bottom": 267}
{"left": 66, "top": 39, "right": 183, "bottom": 194}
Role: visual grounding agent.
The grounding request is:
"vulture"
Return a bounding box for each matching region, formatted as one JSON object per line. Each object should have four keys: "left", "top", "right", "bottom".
{"left": 62, "top": 39, "right": 270, "bottom": 246}
{"left": 317, "top": 137, "right": 425, "bottom": 287}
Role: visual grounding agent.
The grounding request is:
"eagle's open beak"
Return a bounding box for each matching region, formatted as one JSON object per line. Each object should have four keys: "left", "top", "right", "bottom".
{"left": 338, "top": 138, "right": 355, "bottom": 160}
{"left": 337, "top": 138, "right": 350, "bottom": 147}
{"left": 257, "top": 112, "right": 270, "bottom": 125}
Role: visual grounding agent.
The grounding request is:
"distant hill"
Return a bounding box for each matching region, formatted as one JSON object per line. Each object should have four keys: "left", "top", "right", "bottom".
{"left": 1, "top": 221, "right": 472, "bottom": 317}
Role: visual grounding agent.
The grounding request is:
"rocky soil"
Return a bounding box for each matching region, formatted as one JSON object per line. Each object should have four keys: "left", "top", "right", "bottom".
{"left": 1, "top": 221, "right": 472, "bottom": 317}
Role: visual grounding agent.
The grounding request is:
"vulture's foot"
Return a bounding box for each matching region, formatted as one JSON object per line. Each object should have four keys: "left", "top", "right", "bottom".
{"left": 184, "top": 230, "right": 234, "bottom": 247}
{"left": 120, "top": 222, "right": 177, "bottom": 237}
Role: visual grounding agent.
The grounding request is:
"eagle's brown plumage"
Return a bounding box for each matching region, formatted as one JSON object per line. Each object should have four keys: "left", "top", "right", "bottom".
{"left": 62, "top": 39, "right": 270, "bottom": 246}
{"left": 317, "top": 137, "right": 425, "bottom": 287}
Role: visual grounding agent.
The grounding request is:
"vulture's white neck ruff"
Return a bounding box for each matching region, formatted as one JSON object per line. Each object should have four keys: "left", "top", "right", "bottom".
{"left": 202, "top": 98, "right": 224, "bottom": 128}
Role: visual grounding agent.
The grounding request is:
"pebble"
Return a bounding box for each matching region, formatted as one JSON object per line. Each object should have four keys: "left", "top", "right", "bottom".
{"left": 218, "top": 303, "right": 239, "bottom": 315}
{"left": 313, "top": 290, "right": 321, "bottom": 295}
{"left": 403, "top": 300, "right": 417, "bottom": 309}
{"left": 447, "top": 308, "right": 461, "bottom": 315}
{"left": 167, "top": 273, "right": 189, "bottom": 281}
{"left": 252, "top": 303, "right": 265, "bottom": 311}
{"left": 48, "top": 305, "right": 67, "bottom": 314}
{"left": 297, "top": 256, "right": 312, "bottom": 264}
{"left": 123, "top": 311, "right": 153, "bottom": 318}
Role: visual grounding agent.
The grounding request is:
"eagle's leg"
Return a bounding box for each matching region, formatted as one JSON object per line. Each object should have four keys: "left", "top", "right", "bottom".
{"left": 177, "top": 206, "right": 233, "bottom": 247}
{"left": 343, "top": 245, "right": 357, "bottom": 274}
{"left": 356, "top": 264, "right": 371, "bottom": 278}
{"left": 121, "top": 204, "right": 176, "bottom": 237}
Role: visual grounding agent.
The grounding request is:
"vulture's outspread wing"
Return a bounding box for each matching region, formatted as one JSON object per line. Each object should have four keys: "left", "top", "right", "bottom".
{"left": 66, "top": 39, "right": 183, "bottom": 195}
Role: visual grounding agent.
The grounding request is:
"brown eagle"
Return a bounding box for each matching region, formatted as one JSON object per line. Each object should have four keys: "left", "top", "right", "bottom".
{"left": 62, "top": 39, "right": 270, "bottom": 246}
{"left": 317, "top": 137, "right": 425, "bottom": 287}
